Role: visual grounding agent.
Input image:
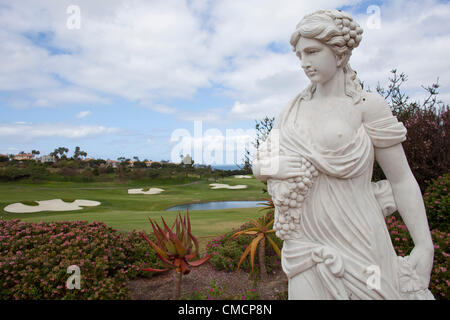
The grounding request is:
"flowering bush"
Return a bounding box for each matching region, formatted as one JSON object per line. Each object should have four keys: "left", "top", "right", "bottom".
{"left": 206, "top": 222, "right": 282, "bottom": 276}
{"left": 424, "top": 174, "right": 450, "bottom": 232}
{"left": 385, "top": 214, "right": 449, "bottom": 300}
{"left": 372, "top": 70, "right": 450, "bottom": 193}
{"left": 0, "top": 219, "right": 162, "bottom": 300}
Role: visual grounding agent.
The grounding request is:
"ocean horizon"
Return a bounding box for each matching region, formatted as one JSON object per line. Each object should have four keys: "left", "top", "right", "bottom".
{"left": 209, "top": 164, "right": 244, "bottom": 171}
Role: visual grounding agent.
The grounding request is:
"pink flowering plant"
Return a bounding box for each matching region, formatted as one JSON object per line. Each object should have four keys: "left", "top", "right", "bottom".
{"left": 0, "top": 219, "right": 163, "bottom": 299}
{"left": 424, "top": 174, "right": 449, "bottom": 232}
{"left": 385, "top": 213, "right": 449, "bottom": 300}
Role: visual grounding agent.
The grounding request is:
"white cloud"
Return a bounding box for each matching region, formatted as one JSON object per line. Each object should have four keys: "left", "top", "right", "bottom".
{"left": 220, "top": 0, "right": 450, "bottom": 121}
{"left": 349, "top": 0, "right": 450, "bottom": 95}
{"left": 139, "top": 102, "right": 177, "bottom": 114}
{"left": 0, "top": 0, "right": 448, "bottom": 126}
{"left": 0, "top": 123, "right": 121, "bottom": 142}
{"left": 76, "top": 110, "right": 92, "bottom": 118}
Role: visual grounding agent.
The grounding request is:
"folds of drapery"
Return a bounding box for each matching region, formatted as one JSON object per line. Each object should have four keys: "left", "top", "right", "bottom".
{"left": 270, "top": 94, "right": 434, "bottom": 299}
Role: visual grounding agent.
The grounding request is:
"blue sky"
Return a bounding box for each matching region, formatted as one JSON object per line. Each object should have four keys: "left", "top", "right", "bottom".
{"left": 1, "top": 0, "right": 449, "bottom": 164}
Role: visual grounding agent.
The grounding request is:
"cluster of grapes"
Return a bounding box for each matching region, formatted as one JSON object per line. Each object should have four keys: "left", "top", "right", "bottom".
{"left": 333, "top": 16, "right": 363, "bottom": 49}
{"left": 267, "top": 157, "right": 319, "bottom": 240}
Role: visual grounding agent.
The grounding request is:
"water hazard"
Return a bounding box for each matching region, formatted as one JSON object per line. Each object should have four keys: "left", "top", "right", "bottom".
{"left": 166, "top": 200, "right": 265, "bottom": 211}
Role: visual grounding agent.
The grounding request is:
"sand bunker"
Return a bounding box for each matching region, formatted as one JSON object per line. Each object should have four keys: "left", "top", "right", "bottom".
{"left": 3, "top": 199, "right": 101, "bottom": 213}
{"left": 234, "top": 175, "right": 253, "bottom": 179}
{"left": 128, "top": 188, "right": 165, "bottom": 195}
{"left": 209, "top": 183, "right": 247, "bottom": 190}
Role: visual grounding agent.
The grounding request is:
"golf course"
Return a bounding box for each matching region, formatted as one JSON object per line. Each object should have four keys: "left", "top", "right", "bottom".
{"left": 0, "top": 176, "right": 268, "bottom": 249}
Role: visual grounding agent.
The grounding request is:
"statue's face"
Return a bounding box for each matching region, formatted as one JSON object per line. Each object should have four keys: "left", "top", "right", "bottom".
{"left": 295, "top": 37, "right": 339, "bottom": 85}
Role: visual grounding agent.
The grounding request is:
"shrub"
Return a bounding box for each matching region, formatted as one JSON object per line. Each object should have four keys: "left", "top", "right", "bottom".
{"left": 385, "top": 214, "right": 449, "bottom": 300}
{"left": 424, "top": 174, "right": 450, "bottom": 233}
{"left": 0, "top": 219, "right": 162, "bottom": 300}
{"left": 206, "top": 222, "right": 282, "bottom": 276}
{"left": 373, "top": 70, "right": 450, "bottom": 192}
{"left": 0, "top": 167, "right": 29, "bottom": 181}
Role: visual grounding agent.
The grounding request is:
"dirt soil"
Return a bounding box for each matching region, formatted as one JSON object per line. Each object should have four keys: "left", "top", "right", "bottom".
{"left": 127, "top": 262, "right": 288, "bottom": 300}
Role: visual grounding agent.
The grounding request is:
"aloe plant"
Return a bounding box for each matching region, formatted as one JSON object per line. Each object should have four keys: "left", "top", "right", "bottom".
{"left": 231, "top": 198, "right": 280, "bottom": 281}
{"left": 140, "top": 210, "right": 211, "bottom": 299}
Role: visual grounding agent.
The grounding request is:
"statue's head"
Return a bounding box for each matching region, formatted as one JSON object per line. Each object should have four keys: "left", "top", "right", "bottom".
{"left": 290, "top": 10, "right": 364, "bottom": 101}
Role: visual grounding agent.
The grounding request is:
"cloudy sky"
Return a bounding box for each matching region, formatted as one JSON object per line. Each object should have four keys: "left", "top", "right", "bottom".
{"left": 0, "top": 0, "right": 449, "bottom": 165}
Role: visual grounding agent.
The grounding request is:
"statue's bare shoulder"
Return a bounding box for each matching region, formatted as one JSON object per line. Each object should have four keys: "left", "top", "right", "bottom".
{"left": 360, "top": 91, "right": 393, "bottom": 124}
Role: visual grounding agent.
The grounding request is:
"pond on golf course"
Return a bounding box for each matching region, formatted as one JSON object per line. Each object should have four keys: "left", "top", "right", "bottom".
{"left": 166, "top": 200, "right": 266, "bottom": 211}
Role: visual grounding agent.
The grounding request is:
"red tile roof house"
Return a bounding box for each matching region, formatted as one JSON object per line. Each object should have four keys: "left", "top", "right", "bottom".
{"left": 13, "top": 153, "right": 33, "bottom": 161}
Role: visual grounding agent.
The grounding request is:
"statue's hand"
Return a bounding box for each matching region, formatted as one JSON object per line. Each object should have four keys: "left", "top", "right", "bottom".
{"left": 257, "top": 155, "right": 302, "bottom": 180}
{"left": 408, "top": 245, "right": 434, "bottom": 288}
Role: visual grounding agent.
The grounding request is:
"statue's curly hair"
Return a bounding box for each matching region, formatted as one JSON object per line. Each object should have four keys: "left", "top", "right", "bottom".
{"left": 290, "top": 10, "right": 364, "bottom": 104}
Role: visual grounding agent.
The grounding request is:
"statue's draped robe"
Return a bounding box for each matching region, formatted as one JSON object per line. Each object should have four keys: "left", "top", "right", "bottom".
{"left": 269, "top": 93, "right": 434, "bottom": 300}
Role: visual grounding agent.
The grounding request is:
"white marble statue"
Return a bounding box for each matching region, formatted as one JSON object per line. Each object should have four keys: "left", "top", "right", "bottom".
{"left": 252, "top": 9, "right": 435, "bottom": 300}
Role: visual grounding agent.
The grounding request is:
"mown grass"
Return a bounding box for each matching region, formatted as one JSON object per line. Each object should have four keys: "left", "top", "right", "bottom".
{"left": 0, "top": 176, "right": 268, "bottom": 250}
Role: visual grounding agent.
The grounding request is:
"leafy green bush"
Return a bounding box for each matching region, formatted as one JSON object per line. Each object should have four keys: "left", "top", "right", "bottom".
{"left": 424, "top": 174, "right": 450, "bottom": 232}
{"left": 206, "top": 222, "right": 282, "bottom": 276}
{"left": 0, "top": 219, "right": 162, "bottom": 300}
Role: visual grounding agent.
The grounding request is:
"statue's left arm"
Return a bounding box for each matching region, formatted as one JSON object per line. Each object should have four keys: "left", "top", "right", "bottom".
{"left": 363, "top": 92, "right": 434, "bottom": 288}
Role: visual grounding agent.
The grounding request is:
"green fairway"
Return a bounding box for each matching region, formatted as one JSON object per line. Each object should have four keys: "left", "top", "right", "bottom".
{"left": 0, "top": 177, "right": 269, "bottom": 247}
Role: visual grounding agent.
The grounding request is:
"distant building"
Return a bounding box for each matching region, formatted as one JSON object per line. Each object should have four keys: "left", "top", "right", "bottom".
{"left": 13, "top": 153, "right": 33, "bottom": 161}
{"left": 182, "top": 154, "right": 192, "bottom": 165}
{"left": 37, "top": 155, "right": 56, "bottom": 163}
{"left": 105, "top": 160, "right": 120, "bottom": 168}
{"left": 145, "top": 161, "right": 153, "bottom": 167}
